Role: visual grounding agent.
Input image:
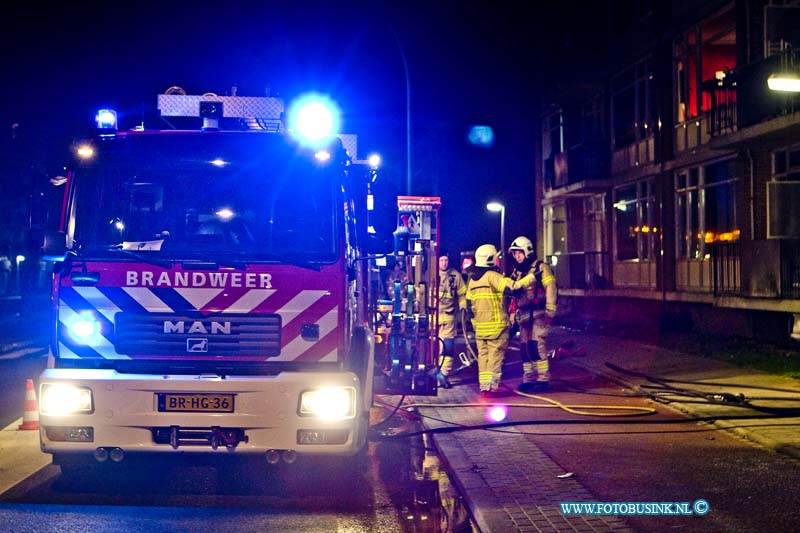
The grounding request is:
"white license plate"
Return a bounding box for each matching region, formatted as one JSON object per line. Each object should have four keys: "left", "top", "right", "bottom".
{"left": 157, "top": 393, "right": 234, "bottom": 413}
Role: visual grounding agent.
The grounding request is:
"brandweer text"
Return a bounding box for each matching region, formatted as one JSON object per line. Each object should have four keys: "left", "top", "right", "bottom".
{"left": 126, "top": 271, "right": 273, "bottom": 288}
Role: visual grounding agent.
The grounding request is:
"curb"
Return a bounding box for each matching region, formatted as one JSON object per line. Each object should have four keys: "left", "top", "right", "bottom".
{"left": 0, "top": 339, "right": 49, "bottom": 361}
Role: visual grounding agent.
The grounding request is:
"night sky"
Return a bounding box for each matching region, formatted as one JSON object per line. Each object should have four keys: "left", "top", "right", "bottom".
{"left": 0, "top": 1, "right": 598, "bottom": 258}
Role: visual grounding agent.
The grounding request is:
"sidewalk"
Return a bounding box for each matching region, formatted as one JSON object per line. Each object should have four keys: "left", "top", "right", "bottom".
{"left": 0, "top": 294, "right": 49, "bottom": 360}
{"left": 412, "top": 326, "right": 800, "bottom": 533}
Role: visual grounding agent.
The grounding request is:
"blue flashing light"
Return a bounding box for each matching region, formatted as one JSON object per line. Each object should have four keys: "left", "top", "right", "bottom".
{"left": 286, "top": 93, "right": 341, "bottom": 147}
{"left": 215, "top": 208, "right": 235, "bottom": 220}
{"left": 68, "top": 312, "right": 101, "bottom": 345}
{"left": 468, "top": 125, "right": 494, "bottom": 148}
{"left": 96, "top": 109, "right": 118, "bottom": 131}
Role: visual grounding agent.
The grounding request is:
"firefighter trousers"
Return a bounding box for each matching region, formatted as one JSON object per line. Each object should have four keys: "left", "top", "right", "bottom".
{"left": 519, "top": 319, "right": 550, "bottom": 383}
{"left": 437, "top": 314, "right": 458, "bottom": 376}
{"left": 476, "top": 329, "right": 509, "bottom": 392}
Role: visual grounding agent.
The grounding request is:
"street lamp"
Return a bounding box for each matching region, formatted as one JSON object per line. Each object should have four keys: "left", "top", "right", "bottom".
{"left": 767, "top": 44, "right": 800, "bottom": 92}
{"left": 15, "top": 254, "right": 25, "bottom": 294}
{"left": 768, "top": 71, "right": 800, "bottom": 92}
{"left": 486, "top": 202, "right": 505, "bottom": 272}
{"left": 366, "top": 153, "right": 381, "bottom": 235}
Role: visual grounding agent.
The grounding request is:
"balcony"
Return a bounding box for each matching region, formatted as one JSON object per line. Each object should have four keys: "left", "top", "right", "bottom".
{"left": 674, "top": 115, "right": 711, "bottom": 152}
{"left": 547, "top": 141, "right": 610, "bottom": 196}
{"left": 549, "top": 251, "right": 611, "bottom": 290}
{"left": 708, "top": 53, "right": 800, "bottom": 147}
{"left": 740, "top": 239, "right": 800, "bottom": 299}
{"left": 780, "top": 240, "right": 800, "bottom": 299}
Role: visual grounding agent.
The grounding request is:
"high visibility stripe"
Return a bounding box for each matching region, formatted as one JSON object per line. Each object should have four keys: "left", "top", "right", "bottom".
{"left": 467, "top": 293, "right": 501, "bottom": 300}
{"left": 439, "top": 314, "right": 455, "bottom": 323}
{"left": 473, "top": 321, "right": 506, "bottom": 337}
{"left": 478, "top": 371, "right": 493, "bottom": 385}
{"left": 542, "top": 275, "right": 555, "bottom": 286}
{"left": 546, "top": 303, "right": 557, "bottom": 311}
{"left": 535, "top": 360, "right": 548, "bottom": 370}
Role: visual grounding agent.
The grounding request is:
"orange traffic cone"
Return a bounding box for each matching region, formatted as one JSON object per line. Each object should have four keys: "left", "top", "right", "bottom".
{"left": 18, "top": 378, "right": 40, "bottom": 430}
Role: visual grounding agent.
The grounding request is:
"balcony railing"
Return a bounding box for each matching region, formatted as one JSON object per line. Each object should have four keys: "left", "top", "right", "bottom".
{"left": 780, "top": 240, "right": 800, "bottom": 299}
{"left": 552, "top": 140, "right": 609, "bottom": 189}
{"left": 708, "top": 53, "right": 800, "bottom": 137}
{"left": 710, "top": 242, "right": 741, "bottom": 296}
{"left": 704, "top": 78, "right": 737, "bottom": 137}
{"left": 549, "top": 251, "right": 611, "bottom": 290}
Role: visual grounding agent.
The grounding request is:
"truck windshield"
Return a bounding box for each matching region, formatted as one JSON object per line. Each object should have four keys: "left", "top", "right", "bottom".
{"left": 70, "top": 133, "right": 341, "bottom": 262}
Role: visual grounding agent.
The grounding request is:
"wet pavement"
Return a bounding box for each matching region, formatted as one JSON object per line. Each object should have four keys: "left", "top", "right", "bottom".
{"left": 398, "top": 326, "right": 800, "bottom": 532}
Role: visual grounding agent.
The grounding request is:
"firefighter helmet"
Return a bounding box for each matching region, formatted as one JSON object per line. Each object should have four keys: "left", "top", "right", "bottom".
{"left": 508, "top": 236, "right": 535, "bottom": 259}
{"left": 474, "top": 244, "right": 499, "bottom": 268}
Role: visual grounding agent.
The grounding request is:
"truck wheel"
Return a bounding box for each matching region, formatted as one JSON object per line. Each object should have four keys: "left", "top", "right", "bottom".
{"left": 347, "top": 326, "right": 375, "bottom": 411}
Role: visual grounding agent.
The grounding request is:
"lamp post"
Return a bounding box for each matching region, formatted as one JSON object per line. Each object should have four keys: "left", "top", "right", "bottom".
{"left": 388, "top": 23, "right": 412, "bottom": 195}
{"left": 15, "top": 254, "right": 25, "bottom": 294}
{"left": 486, "top": 202, "right": 505, "bottom": 272}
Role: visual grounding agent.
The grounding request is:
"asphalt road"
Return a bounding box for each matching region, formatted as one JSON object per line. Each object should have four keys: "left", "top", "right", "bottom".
{"left": 0, "top": 379, "right": 473, "bottom": 533}
{"left": 489, "top": 358, "right": 800, "bottom": 532}
{"left": 4, "top": 312, "right": 799, "bottom": 532}
{"left": 0, "top": 353, "right": 47, "bottom": 429}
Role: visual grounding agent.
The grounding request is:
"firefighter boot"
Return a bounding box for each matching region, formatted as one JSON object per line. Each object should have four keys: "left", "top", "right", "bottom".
{"left": 532, "top": 339, "right": 550, "bottom": 391}
{"left": 436, "top": 370, "right": 452, "bottom": 389}
{"left": 517, "top": 341, "right": 540, "bottom": 393}
{"left": 519, "top": 341, "right": 549, "bottom": 393}
{"left": 436, "top": 340, "right": 454, "bottom": 389}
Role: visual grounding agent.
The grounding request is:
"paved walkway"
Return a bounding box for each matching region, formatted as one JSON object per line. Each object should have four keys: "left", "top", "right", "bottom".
{"left": 411, "top": 326, "right": 800, "bottom": 532}
{"left": 0, "top": 294, "right": 49, "bottom": 359}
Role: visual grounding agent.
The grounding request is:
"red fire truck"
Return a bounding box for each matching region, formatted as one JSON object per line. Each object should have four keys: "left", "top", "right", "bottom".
{"left": 38, "top": 91, "right": 440, "bottom": 475}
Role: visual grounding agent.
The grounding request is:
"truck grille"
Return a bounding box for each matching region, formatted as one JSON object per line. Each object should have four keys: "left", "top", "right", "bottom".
{"left": 114, "top": 313, "right": 281, "bottom": 357}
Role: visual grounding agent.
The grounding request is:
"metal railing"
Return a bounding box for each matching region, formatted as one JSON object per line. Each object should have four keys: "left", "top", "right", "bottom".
{"left": 711, "top": 242, "right": 740, "bottom": 296}
{"left": 705, "top": 81, "right": 737, "bottom": 136}
{"left": 780, "top": 240, "right": 800, "bottom": 299}
{"left": 708, "top": 51, "right": 800, "bottom": 137}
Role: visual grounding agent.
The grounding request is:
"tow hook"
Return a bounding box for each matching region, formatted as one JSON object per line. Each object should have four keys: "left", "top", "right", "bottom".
{"left": 155, "top": 426, "right": 249, "bottom": 449}
{"left": 210, "top": 426, "right": 248, "bottom": 450}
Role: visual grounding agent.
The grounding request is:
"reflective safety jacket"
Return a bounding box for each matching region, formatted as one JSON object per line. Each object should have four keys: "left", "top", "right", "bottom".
{"left": 466, "top": 267, "right": 535, "bottom": 339}
{"left": 438, "top": 267, "right": 466, "bottom": 321}
{"left": 510, "top": 259, "right": 557, "bottom": 320}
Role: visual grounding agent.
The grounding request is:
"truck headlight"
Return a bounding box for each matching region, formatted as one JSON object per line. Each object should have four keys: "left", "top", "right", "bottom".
{"left": 299, "top": 387, "right": 355, "bottom": 420}
{"left": 41, "top": 384, "right": 94, "bottom": 416}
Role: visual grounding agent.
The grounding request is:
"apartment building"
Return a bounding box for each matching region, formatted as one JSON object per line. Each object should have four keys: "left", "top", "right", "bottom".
{"left": 536, "top": 0, "right": 800, "bottom": 341}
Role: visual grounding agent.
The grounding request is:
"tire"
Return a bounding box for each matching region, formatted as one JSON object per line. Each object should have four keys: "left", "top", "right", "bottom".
{"left": 347, "top": 326, "right": 375, "bottom": 411}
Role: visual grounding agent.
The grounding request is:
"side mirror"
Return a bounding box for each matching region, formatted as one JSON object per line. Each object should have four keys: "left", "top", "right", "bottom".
{"left": 41, "top": 230, "right": 68, "bottom": 262}
{"left": 364, "top": 233, "right": 393, "bottom": 256}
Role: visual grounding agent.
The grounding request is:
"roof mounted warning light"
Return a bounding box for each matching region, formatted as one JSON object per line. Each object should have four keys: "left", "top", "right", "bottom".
{"left": 95, "top": 109, "right": 117, "bottom": 135}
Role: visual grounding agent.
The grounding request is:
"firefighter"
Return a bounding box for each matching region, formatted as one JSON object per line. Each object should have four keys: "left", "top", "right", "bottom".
{"left": 465, "top": 244, "right": 536, "bottom": 397}
{"left": 508, "top": 236, "right": 557, "bottom": 392}
{"left": 436, "top": 252, "right": 467, "bottom": 389}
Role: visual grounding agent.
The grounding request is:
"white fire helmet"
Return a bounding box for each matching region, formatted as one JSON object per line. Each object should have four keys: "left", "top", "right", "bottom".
{"left": 474, "top": 244, "right": 499, "bottom": 268}
{"left": 508, "top": 236, "right": 534, "bottom": 259}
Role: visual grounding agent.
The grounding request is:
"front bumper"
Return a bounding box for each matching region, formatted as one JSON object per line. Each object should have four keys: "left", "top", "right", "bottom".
{"left": 39, "top": 368, "right": 368, "bottom": 456}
